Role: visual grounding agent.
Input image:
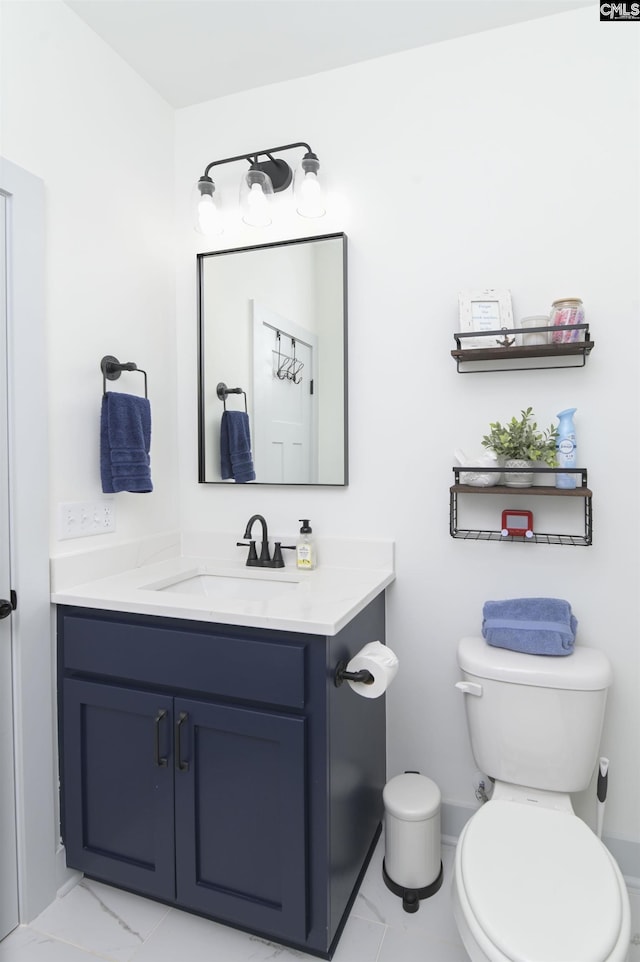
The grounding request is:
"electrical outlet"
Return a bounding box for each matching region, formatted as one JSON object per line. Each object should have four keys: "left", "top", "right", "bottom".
{"left": 59, "top": 500, "right": 116, "bottom": 540}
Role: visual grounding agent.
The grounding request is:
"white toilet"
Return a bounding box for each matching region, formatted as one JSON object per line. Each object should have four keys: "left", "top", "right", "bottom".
{"left": 453, "top": 636, "right": 630, "bottom": 962}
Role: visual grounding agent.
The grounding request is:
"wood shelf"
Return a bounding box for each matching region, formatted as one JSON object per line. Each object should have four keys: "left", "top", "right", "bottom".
{"left": 451, "top": 325, "right": 594, "bottom": 372}
{"left": 452, "top": 483, "right": 592, "bottom": 498}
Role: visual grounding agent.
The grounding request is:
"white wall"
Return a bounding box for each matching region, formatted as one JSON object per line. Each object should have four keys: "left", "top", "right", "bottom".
{"left": 0, "top": 0, "right": 177, "bottom": 917}
{"left": 176, "top": 9, "right": 640, "bottom": 852}
{"left": 1, "top": 0, "right": 179, "bottom": 554}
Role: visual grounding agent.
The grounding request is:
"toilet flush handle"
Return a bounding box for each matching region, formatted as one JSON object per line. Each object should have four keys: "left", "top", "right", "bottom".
{"left": 455, "top": 681, "right": 483, "bottom": 696}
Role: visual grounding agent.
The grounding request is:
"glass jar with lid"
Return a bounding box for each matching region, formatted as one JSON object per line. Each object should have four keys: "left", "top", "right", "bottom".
{"left": 550, "top": 298, "right": 584, "bottom": 343}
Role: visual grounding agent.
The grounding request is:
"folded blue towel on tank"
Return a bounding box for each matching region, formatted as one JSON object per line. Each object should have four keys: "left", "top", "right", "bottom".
{"left": 100, "top": 392, "right": 153, "bottom": 493}
{"left": 482, "top": 597, "right": 577, "bottom": 656}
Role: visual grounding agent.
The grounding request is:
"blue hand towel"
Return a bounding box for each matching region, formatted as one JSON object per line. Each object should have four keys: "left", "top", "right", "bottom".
{"left": 100, "top": 392, "right": 153, "bottom": 493}
{"left": 220, "top": 410, "right": 255, "bottom": 483}
{"left": 482, "top": 597, "right": 577, "bottom": 656}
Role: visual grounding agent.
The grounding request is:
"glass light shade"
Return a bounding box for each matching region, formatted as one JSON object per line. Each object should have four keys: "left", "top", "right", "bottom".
{"left": 193, "top": 180, "right": 223, "bottom": 236}
{"left": 294, "top": 161, "right": 326, "bottom": 219}
{"left": 240, "top": 169, "right": 274, "bottom": 227}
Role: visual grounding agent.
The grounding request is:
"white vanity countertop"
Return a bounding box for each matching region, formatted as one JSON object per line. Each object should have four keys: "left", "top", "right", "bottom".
{"left": 51, "top": 533, "right": 395, "bottom": 636}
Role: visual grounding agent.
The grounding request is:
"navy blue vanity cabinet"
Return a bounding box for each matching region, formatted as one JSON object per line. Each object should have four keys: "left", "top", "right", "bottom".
{"left": 57, "top": 594, "right": 386, "bottom": 959}
{"left": 61, "top": 678, "right": 176, "bottom": 899}
{"left": 173, "top": 696, "right": 307, "bottom": 940}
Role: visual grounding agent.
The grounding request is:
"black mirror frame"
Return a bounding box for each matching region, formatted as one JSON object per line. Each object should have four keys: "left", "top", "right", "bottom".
{"left": 197, "top": 232, "right": 348, "bottom": 486}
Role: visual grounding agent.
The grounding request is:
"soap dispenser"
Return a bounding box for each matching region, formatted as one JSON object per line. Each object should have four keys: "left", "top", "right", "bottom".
{"left": 296, "top": 520, "right": 316, "bottom": 570}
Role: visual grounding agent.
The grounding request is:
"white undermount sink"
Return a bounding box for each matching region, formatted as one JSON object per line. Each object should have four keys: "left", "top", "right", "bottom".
{"left": 144, "top": 570, "right": 301, "bottom": 602}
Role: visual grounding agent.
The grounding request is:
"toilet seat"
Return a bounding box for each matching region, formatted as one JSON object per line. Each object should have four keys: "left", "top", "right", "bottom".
{"left": 457, "top": 800, "right": 625, "bottom": 962}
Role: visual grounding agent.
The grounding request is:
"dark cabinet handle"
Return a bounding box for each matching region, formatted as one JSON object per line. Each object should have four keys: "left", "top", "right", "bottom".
{"left": 154, "top": 709, "right": 168, "bottom": 768}
{"left": 176, "top": 711, "right": 189, "bottom": 772}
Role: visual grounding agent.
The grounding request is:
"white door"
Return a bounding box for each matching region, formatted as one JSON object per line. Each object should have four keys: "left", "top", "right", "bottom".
{"left": 0, "top": 192, "right": 19, "bottom": 939}
{"left": 253, "top": 304, "right": 317, "bottom": 484}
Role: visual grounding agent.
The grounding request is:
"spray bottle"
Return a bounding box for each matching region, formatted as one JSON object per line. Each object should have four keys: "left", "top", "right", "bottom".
{"left": 556, "top": 408, "right": 577, "bottom": 489}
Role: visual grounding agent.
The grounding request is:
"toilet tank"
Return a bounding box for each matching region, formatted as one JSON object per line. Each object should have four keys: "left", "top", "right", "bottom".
{"left": 457, "top": 637, "right": 612, "bottom": 793}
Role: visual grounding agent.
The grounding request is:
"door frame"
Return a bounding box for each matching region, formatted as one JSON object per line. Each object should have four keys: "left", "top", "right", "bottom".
{"left": 1, "top": 157, "right": 57, "bottom": 923}
{"left": 0, "top": 186, "right": 19, "bottom": 942}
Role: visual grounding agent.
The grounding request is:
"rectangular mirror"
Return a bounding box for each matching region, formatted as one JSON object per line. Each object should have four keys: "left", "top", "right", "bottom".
{"left": 198, "top": 232, "right": 348, "bottom": 485}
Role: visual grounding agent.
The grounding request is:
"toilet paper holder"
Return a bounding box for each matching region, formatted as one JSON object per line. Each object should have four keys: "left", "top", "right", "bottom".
{"left": 334, "top": 661, "right": 375, "bottom": 688}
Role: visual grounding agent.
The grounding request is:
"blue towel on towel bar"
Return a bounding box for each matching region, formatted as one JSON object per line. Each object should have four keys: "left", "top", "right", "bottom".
{"left": 220, "top": 410, "right": 255, "bottom": 483}
{"left": 100, "top": 392, "right": 152, "bottom": 493}
{"left": 482, "top": 597, "right": 577, "bottom": 656}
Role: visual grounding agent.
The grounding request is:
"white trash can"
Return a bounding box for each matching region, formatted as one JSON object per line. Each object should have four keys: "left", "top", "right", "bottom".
{"left": 382, "top": 772, "right": 443, "bottom": 912}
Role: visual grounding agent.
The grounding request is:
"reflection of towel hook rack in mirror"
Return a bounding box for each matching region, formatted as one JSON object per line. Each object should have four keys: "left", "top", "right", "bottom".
{"left": 290, "top": 338, "right": 304, "bottom": 385}
{"left": 275, "top": 331, "right": 287, "bottom": 380}
{"left": 100, "top": 355, "right": 148, "bottom": 397}
{"left": 275, "top": 331, "right": 295, "bottom": 380}
{"left": 274, "top": 331, "right": 304, "bottom": 383}
{"left": 216, "top": 381, "right": 247, "bottom": 413}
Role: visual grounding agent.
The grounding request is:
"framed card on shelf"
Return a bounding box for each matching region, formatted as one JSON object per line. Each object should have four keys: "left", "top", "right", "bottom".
{"left": 458, "top": 289, "right": 514, "bottom": 348}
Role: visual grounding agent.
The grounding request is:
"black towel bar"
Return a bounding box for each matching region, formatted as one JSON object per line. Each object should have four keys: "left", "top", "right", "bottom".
{"left": 217, "top": 381, "right": 247, "bottom": 413}
{"left": 101, "top": 355, "right": 148, "bottom": 398}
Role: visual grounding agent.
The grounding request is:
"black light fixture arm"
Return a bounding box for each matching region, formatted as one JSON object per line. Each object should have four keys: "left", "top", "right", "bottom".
{"left": 199, "top": 142, "right": 319, "bottom": 196}
{"left": 202, "top": 142, "right": 313, "bottom": 179}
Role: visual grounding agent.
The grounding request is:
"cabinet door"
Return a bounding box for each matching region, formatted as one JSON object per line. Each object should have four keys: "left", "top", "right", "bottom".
{"left": 174, "top": 698, "right": 307, "bottom": 943}
{"left": 62, "top": 679, "right": 175, "bottom": 900}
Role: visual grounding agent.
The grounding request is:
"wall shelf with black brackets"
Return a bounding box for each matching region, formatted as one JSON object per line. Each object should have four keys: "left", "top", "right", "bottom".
{"left": 450, "top": 467, "right": 592, "bottom": 546}
{"left": 451, "top": 323, "right": 594, "bottom": 373}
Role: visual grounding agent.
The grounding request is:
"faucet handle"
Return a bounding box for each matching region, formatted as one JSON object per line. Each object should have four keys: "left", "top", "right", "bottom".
{"left": 236, "top": 540, "right": 258, "bottom": 565}
{"left": 271, "top": 543, "right": 295, "bottom": 568}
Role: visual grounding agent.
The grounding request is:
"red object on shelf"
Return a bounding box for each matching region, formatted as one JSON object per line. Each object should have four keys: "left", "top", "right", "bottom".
{"left": 501, "top": 509, "right": 534, "bottom": 538}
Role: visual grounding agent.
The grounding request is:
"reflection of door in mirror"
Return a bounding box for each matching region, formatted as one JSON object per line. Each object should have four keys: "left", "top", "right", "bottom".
{"left": 198, "top": 233, "right": 347, "bottom": 486}
{"left": 253, "top": 303, "right": 317, "bottom": 483}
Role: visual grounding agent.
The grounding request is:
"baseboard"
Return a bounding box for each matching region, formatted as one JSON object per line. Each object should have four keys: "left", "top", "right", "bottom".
{"left": 55, "top": 844, "right": 81, "bottom": 900}
{"left": 441, "top": 802, "right": 640, "bottom": 885}
{"left": 602, "top": 834, "right": 640, "bottom": 886}
{"left": 441, "top": 801, "right": 477, "bottom": 843}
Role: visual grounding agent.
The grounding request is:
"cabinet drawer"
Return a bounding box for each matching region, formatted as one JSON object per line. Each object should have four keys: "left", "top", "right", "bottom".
{"left": 60, "top": 612, "right": 307, "bottom": 709}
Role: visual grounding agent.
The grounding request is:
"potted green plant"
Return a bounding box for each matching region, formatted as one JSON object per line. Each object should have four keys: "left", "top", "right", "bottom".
{"left": 482, "top": 407, "right": 558, "bottom": 487}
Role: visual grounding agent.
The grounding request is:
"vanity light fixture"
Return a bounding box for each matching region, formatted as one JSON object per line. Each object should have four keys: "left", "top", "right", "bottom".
{"left": 194, "top": 141, "right": 326, "bottom": 236}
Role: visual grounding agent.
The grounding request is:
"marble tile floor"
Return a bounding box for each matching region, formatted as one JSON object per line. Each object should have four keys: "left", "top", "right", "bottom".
{"left": 1, "top": 840, "right": 639, "bottom": 962}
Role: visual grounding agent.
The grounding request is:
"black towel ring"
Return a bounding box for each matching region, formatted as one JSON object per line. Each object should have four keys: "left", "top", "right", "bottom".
{"left": 101, "top": 355, "right": 148, "bottom": 398}
{"left": 217, "top": 382, "right": 247, "bottom": 413}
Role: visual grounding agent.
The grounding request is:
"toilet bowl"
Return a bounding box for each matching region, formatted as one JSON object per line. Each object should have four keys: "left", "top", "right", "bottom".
{"left": 452, "top": 796, "right": 630, "bottom": 962}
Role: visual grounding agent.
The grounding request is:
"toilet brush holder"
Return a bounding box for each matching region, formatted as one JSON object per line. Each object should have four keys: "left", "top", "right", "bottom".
{"left": 382, "top": 773, "right": 443, "bottom": 913}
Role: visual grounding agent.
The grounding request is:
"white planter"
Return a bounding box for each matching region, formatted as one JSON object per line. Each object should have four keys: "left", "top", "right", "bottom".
{"left": 504, "top": 458, "right": 533, "bottom": 487}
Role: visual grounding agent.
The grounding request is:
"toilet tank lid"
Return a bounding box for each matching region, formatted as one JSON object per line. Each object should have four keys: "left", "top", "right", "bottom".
{"left": 458, "top": 637, "right": 612, "bottom": 690}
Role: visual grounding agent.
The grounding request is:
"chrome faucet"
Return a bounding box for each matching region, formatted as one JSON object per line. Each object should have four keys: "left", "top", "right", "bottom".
{"left": 237, "top": 514, "right": 294, "bottom": 568}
